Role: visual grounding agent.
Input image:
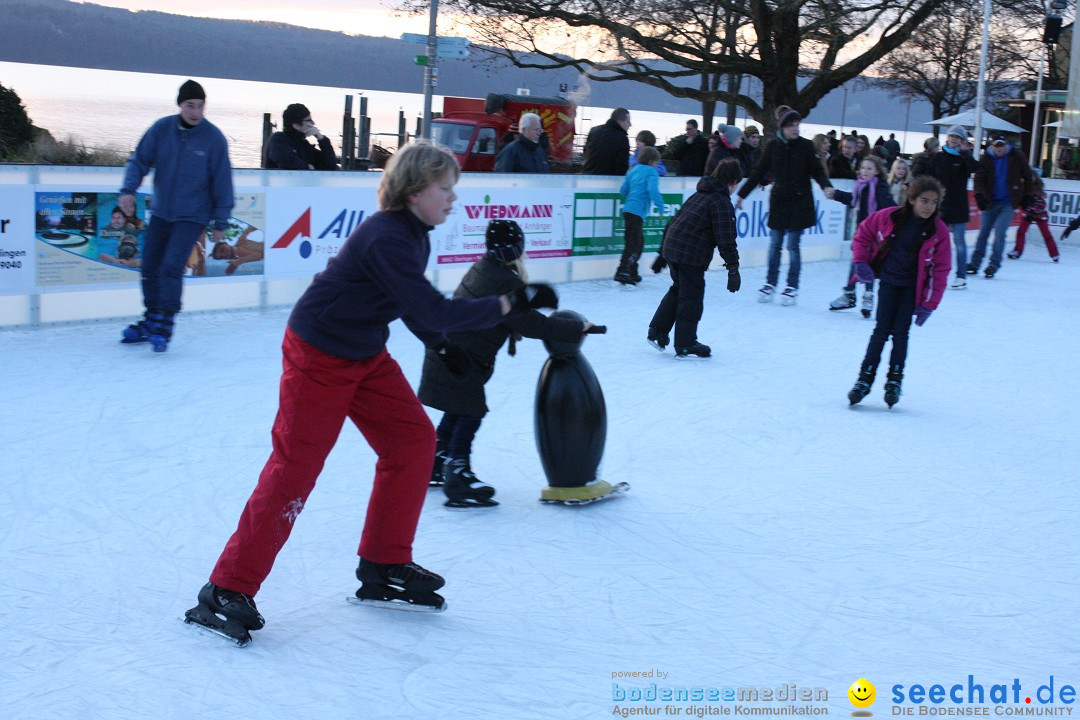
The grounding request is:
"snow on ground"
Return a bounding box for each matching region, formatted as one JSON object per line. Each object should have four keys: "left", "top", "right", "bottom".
{"left": 3, "top": 248, "right": 1078, "bottom": 720}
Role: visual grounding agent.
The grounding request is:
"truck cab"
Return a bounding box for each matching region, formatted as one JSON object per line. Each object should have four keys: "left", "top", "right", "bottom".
{"left": 432, "top": 93, "right": 576, "bottom": 172}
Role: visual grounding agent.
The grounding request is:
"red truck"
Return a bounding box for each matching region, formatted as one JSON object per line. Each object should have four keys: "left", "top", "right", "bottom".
{"left": 432, "top": 93, "right": 577, "bottom": 171}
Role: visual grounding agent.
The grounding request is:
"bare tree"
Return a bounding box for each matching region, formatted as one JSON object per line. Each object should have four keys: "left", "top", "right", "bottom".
{"left": 404, "top": 0, "right": 949, "bottom": 132}
{"left": 876, "top": 0, "right": 1053, "bottom": 132}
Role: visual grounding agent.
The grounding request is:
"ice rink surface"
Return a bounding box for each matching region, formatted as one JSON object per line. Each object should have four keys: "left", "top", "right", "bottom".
{"left": 3, "top": 250, "right": 1077, "bottom": 719}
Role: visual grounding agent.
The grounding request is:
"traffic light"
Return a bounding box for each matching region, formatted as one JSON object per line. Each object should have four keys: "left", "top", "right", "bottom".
{"left": 1045, "top": 14, "right": 1064, "bottom": 44}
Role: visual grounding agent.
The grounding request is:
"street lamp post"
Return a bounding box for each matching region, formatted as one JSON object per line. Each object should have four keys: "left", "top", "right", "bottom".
{"left": 973, "top": 0, "right": 991, "bottom": 149}
{"left": 421, "top": 0, "right": 438, "bottom": 139}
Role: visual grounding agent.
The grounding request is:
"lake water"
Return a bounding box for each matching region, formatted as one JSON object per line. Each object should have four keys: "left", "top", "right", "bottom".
{"left": 1, "top": 61, "right": 930, "bottom": 168}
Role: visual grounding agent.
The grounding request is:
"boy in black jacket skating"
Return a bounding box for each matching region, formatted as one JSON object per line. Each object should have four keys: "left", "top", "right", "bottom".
{"left": 648, "top": 158, "right": 742, "bottom": 359}
{"left": 418, "top": 219, "right": 596, "bottom": 507}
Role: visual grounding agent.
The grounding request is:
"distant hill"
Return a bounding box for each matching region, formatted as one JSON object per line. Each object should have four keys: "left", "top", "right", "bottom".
{"left": 0, "top": 0, "right": 938, "bottom": 129}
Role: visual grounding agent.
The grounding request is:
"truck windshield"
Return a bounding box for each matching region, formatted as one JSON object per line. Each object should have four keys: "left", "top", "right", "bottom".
{"left": 431, "top": 123, "right": 474, "bottom": 155}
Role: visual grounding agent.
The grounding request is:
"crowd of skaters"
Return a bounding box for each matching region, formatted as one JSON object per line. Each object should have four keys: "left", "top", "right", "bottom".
{"left": 106, "top": 79, "right": 1072, "bottom": 647}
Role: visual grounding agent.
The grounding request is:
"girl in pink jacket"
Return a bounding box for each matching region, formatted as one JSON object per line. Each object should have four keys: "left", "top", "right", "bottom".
{"left": 847, "top": 175, "right": 952, "bottom": 408}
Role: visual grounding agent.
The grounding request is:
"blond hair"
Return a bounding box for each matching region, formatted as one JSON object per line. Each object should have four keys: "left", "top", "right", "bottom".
{"left": 888, "top": 158, "right": 911, "bottom": 184}
{"left": 377, "top": 139, "right": 461, "bottom": 212}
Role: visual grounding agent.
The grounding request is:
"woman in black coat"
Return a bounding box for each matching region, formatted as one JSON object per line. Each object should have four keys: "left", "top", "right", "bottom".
{"left": 418, "top": 219, "right": 589, "bottom": 507}
{"left": 927, "top": 124, "right": 978, "bottom": 289}
{"left": 736, "top": 106, "right": 833, "bottom": 305}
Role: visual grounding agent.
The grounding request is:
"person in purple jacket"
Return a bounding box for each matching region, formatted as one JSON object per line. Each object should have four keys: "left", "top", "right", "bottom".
{"left": 184, "top": 140, "right": 559, "bottom": 646}
{"left": 846, "top": 175, "right": 952, "bottom": 408}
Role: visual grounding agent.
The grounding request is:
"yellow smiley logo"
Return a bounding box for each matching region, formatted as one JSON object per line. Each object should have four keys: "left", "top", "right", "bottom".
{"left": 848, "top": 679, "right": 876, "bottom": 709}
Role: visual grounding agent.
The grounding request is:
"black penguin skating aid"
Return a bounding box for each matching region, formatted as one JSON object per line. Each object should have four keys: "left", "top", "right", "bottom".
{"left": 534, "top": 311, "right": 628, "bottom": 505}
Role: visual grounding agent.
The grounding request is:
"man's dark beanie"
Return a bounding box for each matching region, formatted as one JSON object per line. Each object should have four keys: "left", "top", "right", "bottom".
{"left": 177, "top": 80, "right": 206, "bottom": 105}
{"left": 283, "top": 103, "right": 311, "bottom": 127}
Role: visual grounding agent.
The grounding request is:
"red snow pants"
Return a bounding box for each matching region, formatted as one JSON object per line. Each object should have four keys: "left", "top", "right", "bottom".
{"left": 210, "top": 327, "right": 436, "bottom": 596}
{"left": 1015, "top": 218, "right": 1059, "bottom": 259}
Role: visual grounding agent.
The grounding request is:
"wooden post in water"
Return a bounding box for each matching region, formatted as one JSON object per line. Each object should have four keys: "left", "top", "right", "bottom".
{"left": 260, "top": 113, "right": 273, "bottom": 168}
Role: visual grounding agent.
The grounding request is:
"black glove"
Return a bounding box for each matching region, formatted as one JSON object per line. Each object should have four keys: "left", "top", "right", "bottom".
{"left": 1065, "top": 217, "right": 1080, "bottom": 239}
{"left": 975, "top": 194, "right": 989, "bottom": 212}
{"left": 584, "top": 325, "right": 607, "bottom": 334}
{"left": 726, "top": 267, "right": 741, "bottom": 293}
{"left": 433, "top": 341, "right": 469, "bottom": 377}
{"left": 652, "top": 255, "right": 668, "bottom": 273}
{"left": 511, "top": 283, "right": 558, "bottom": 311}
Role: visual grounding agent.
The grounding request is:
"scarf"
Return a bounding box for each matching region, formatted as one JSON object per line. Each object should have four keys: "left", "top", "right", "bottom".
{"left": 852, "top": 176, "right": 879, "bottom": 215}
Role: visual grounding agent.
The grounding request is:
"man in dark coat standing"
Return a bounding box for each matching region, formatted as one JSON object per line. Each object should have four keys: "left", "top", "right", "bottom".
{"left": 494, "top": 113, "right": 550, "bottom": 173}
{"left": 970, "top": 133, "right": 1033, "bottom": 278}
{"left": 582, "top": 108, "right": 631, "bottom": 175}
{"left": 927, "top": 124, "right": 978, "bottom": 289}
{"left": 672, "top": 119, "right": 710, "bottom": 176}
{"left": 264, "top": 103, "right": 339, "bottom": 170}
{"left": 736, "top": 105, "right": 832, "bottom": 305}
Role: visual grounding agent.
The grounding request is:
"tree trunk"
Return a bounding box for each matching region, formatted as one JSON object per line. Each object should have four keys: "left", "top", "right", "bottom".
{"left": 726, "top": 73, "right": 740, "bottom": 125}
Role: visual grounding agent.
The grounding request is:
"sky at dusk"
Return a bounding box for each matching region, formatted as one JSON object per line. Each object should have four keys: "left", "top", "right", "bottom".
{"left": 75, "top": 0, "right": 434, "bottom": 38}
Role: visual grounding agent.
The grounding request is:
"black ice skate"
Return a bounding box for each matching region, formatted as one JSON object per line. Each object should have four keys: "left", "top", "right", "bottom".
{"left": 184, "top": 582, "right": 265, "bottom": 647}
{"left": 349, "top": 559, "right": 447, "bottom": 612}
{"left": 442, "top": 457, "right": 498, "bottom": 508}
{"left": 884, "top": 379, "right": 903, "bottom": 408}
{"left": 674, "top": 342, "right": 711, "bottom": 359}
{"left": 647, "top": 327, "right": 669, "bottom": 352}
{"left": 884, "top": 367, "right": 903, "bottom": 408}
{"left": 848, "top": 366, "right": 875, "bottom": 406}
{"left": 429, "top": 444, "right": 449, "bottom": 487}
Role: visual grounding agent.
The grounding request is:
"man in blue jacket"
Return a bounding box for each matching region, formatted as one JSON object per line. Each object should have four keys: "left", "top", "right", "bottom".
{"left": 118, "top": 79, "right": 234, "bottom": 351}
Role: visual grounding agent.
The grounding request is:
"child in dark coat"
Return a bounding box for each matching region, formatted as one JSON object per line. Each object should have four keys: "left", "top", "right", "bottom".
{"left": 826, "top": 155, "right": 896, "bottom": 317}
{"left": 847, "top": 175, "right": 952, "bottom": 408}
{"left": 419, "top": 219, "right": 594, "bottom": 507}
{"left": 647, "top": 158, "right": 742, "bottom": 359}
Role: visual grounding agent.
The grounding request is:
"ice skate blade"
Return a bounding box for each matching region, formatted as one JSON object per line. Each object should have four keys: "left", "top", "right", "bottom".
{"left": 182, "top": 610, "right": 252, "bottom": 647}
{"left": 444, "top": 497, "right": 499, "bottom": 508}
{"left": 540, "top": 481, "right": 630, "bottom": 506}
{"left": 646, "top": 338, "right": 667, "bottom": 352}
{"left": 347, "top": 595, "right": 447, "bottom": 613}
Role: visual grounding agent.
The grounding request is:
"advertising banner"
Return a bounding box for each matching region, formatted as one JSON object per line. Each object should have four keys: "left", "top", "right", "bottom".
{"left": 0, "top": 185, "right": 35, "bottom": 295}
{"left": 265, "top": 186, "right": 377, "bottom": 277}
{"left": 34, "top": 189, "right": 148, "bottom": 287}
{"left": 432, "top": 187, "right": 575, "bottom": 264}
{"left": 571, "top": 192, "right": 683, "bottom": 256}
{"left": 33, "top": 189, "right": 265, "bottom": 288}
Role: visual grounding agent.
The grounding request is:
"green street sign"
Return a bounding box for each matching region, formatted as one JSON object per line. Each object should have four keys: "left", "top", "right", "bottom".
{"left": 414, "top": 55, "right": 428, "bottom": 66}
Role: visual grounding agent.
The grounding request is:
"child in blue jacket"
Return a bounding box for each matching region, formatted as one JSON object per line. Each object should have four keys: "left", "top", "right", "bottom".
{"left": 616, "top": 146, "right": 666, "bottom": 285}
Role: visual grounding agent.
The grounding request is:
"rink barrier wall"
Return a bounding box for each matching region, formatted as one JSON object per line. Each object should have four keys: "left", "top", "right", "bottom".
{"left": 1, "top": 165, "right": 1077, "bottom": 329}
